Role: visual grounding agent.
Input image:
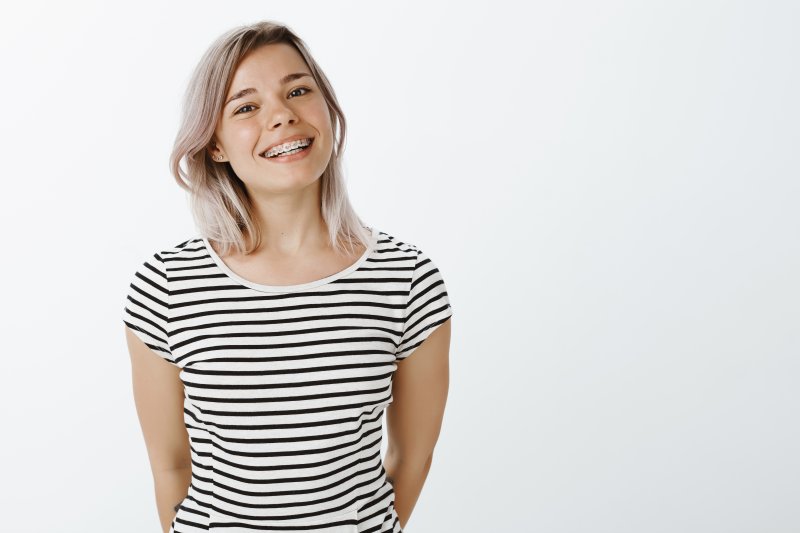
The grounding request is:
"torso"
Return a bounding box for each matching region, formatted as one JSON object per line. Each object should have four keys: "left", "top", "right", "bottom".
{"left": 124, "top": 227, "right": 452, "bottom": 532}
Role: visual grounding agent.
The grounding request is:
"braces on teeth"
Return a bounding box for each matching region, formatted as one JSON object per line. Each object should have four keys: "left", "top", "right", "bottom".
{"left": 264, "top": 138, "right": 312, "bottom": 157}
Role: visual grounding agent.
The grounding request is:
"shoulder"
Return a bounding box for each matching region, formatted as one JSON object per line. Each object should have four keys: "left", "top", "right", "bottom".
{"left": 129, "top": 236, "right": 203, "bottom": 284}
{"left": 375, "top": 229, "right": 451, "bottom": 275}
{"left": 149, "top": 236, "right": 204, "bottom": 269}
{"left": 375, "top": 229, "right": 452, "bottom": 300}
{"left": 374, "top": 228, "right": 422, "bottom": 260}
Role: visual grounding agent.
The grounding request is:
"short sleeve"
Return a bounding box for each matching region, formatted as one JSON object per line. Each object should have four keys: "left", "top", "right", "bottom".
{"left": 395, "top": 249, "right": 453, "bottom": 361}
{"left": 122, "top": 252, "right": 175, "bottom": 365}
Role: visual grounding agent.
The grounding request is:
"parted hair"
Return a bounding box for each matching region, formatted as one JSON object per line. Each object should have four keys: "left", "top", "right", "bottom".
{"left": 169, "top": 20, "right": 371, "bottom": 257}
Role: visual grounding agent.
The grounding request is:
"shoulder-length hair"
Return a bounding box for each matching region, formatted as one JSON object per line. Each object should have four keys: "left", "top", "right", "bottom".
{"left": 169, "top": 20, "right": 371, "bottom": 257}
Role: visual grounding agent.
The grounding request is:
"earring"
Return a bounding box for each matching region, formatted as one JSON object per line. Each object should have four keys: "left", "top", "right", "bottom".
{"left": 215, "top": 155, "right": 224, "bottom": 162}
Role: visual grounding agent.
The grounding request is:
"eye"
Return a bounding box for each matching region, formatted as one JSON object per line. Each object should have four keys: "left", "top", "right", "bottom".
{"left": 232, "top": 88, "right": 311, "bottom": 115}
{"left": 233, "top": 104, "right": 256, "bottom": 115}
{"left": 289, "top": 86, "right": 311, "bottom": 98}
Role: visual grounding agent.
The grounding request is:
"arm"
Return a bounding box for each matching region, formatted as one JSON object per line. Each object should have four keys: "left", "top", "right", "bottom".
{"left": 384, "top": 318, "right": 452, "bottom": 531}
{"left": 126, "top": 326, "right": 191, "bottom": 533}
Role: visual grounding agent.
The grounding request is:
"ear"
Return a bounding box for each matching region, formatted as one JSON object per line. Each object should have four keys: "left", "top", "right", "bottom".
{"left": 208, "top": 140, "right": 227, "bottom": 162}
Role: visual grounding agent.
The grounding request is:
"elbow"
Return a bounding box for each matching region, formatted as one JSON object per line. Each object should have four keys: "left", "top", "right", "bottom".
{"left": 386, "top": 446, "right": 435, "bottom": 472}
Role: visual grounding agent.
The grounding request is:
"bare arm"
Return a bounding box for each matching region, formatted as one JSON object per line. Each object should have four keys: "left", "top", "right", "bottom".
{"left": 125, "top": 326, "right": 191, "bottom": 533}
{"left": 384, "top": 318, "right": 451, "bottom": 530}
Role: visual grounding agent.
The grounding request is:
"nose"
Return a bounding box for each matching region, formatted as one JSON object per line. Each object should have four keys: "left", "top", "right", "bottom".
{"left": 266, "top": 99, "right": 298, "bottom": 129}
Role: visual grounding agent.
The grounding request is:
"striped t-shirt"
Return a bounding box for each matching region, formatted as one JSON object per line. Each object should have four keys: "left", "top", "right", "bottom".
{"left": 122, "top": 226, "right": 453, "bottom": 533}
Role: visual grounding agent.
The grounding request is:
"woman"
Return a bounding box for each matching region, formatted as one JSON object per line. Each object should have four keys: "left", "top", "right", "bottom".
{"left": 123, "top": 20, "right": 453, "bottom": 533}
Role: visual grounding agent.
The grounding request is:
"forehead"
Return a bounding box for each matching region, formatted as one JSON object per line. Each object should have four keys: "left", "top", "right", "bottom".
{"left": 229, "top": 43, "right": 308, "bottom": 88}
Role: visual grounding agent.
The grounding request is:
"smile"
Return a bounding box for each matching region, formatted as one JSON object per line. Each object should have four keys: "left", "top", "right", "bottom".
{"left": 260, "top": 137, "right": 314, "bottom": 159}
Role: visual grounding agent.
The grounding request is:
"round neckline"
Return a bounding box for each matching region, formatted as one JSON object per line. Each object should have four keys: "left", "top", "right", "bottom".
{"left": 201, "top": 226, "right": 379, "bottom": 293}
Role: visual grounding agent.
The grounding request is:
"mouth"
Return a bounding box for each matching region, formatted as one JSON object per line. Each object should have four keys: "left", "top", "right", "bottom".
{"left": 259, "top": 137, "right": 314, "bottom": 159}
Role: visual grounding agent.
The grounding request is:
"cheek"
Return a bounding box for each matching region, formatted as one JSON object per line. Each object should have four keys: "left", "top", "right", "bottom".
{"left": 311, "top": 108, "right": 335, "bottom": 160}
{"left": 233, "top": 123, "right": 262, "bottom": 144}
{"left": 311, "top": 102, "right": 333, "bottom": 133}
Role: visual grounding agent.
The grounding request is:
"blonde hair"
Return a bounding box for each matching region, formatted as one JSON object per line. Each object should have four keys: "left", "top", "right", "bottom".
{"left": 169, "top": 20, "right": 371, "bottom": 257}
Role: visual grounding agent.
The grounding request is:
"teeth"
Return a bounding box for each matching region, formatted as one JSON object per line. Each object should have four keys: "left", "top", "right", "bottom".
{"left": 263, "top": 138, "right": 312, "bottom": 157}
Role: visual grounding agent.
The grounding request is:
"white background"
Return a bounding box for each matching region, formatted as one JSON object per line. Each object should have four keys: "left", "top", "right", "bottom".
{"left": 1, "top": 1, "right": 798, "bottom": 532}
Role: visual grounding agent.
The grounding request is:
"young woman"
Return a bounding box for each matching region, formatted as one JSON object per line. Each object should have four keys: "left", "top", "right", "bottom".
{"left": 123, "top": 20, "right": 453, "bottom": 533}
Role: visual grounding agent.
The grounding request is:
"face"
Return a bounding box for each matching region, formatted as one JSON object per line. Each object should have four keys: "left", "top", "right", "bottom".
{"left": 209, "top": 43, "right": 333, "bottom": 194}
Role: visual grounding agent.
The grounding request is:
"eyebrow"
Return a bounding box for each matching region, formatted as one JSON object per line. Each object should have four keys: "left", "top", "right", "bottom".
{"left": 224, "top": 72, "right": 312, "bottom": 108}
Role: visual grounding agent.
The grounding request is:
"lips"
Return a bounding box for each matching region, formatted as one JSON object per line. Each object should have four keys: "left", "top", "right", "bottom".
{"left": 259, "top": 135, "right": 314, "bottom": 157}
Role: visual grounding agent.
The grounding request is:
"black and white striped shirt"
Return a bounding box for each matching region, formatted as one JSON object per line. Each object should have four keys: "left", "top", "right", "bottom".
{"left": 122, "top": 226, "right": 453, "bottom": 533}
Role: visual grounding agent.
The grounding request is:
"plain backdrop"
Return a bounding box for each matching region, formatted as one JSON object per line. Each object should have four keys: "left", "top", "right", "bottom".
{"left": 0, "top": 1, "right": 798, "bottom": 532}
